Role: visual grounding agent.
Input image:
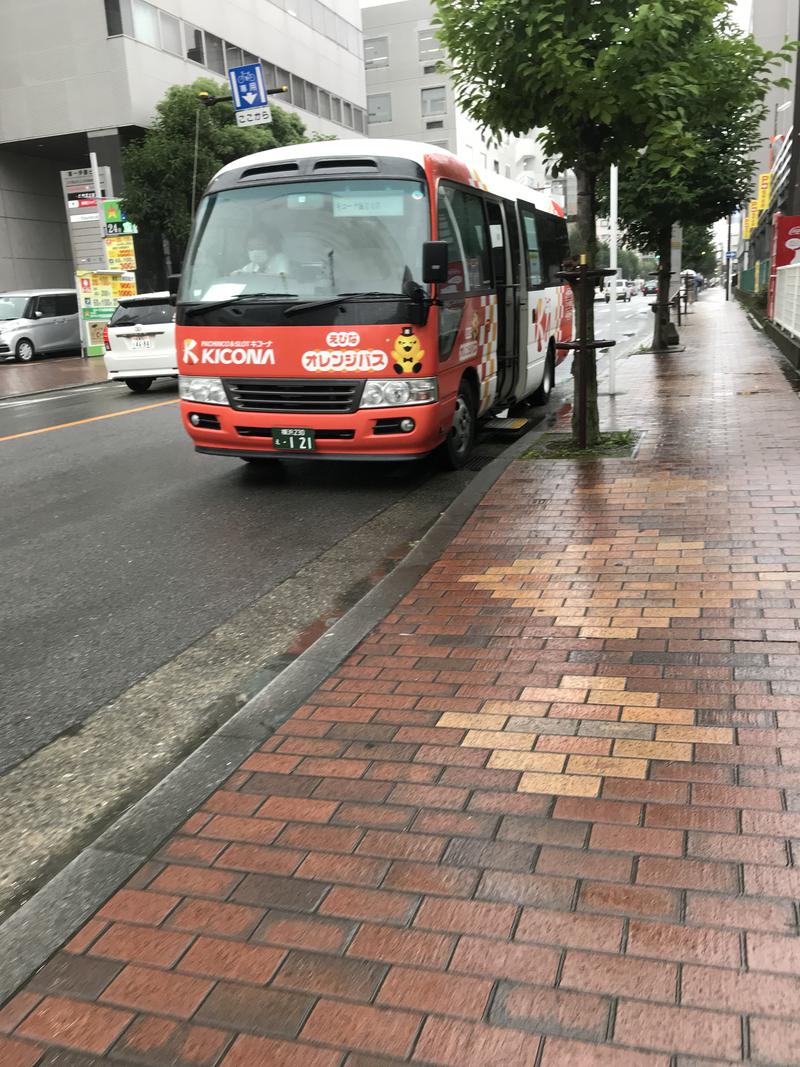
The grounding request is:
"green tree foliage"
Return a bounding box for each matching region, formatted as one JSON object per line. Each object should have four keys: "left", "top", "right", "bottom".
{"left": 434, "top": 0, "right": 784, "bottom": 442}
{"left": 613, "top": 15, "right": 789, "bottom": 347}
{"left": 122, "top": 78, "right": 312, "bottom": 261}
{"left": 682, "top": 225, "right": 719, "bottom": 277}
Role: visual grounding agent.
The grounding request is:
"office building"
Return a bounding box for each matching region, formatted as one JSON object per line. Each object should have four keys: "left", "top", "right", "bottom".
{"left": 362, "top": 0, "right": 552, "bottom": 190}
{"left": 750, "top": 0, "right": 798, "bottom": 175}
{"left": 0, "top": 0, "right": 367, "bottom": 289}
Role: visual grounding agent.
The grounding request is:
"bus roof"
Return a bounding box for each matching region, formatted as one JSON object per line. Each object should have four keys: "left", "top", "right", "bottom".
{"left": 211, "top": 138, "right": 564, "bottom": 217}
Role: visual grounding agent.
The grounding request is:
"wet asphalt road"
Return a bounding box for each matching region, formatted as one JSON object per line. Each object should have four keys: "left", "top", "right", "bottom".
{"left": 0, "top": 296, "right": 650, "bottom": 777}
{"left": 0, "top": 380, "right": 524, "bottom": 775}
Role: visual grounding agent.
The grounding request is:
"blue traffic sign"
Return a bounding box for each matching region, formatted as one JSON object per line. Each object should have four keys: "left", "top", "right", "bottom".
{"left": 726, "top": 251, "right": 737, "bottom": 260}
{"left": 228, "top": 63, "right": 268, "bottom": 111}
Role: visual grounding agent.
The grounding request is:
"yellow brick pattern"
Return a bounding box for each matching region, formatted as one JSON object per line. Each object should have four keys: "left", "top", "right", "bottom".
{"left": 425, "top": 523, "right": 776, "bottom": 796}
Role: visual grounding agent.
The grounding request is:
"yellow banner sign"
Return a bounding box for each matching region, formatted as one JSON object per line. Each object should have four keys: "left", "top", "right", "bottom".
{"left": 743, "top": 217, "right": 752, "bottom": 241}
{"left": 758, "top": 172, "right": 772, "bottom": 212}
{"left": 105, "top": 235, "right": 137, "bottom": 271}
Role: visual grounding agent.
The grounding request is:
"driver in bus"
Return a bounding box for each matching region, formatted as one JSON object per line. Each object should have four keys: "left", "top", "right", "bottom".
{"left": 235, "top": 228, "right": 290, "bottom": 276}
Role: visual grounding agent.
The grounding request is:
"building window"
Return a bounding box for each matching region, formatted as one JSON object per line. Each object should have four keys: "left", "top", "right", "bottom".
{"left": 185, "top": 24, "right": 204, "bottom": 64}
{"left": 331, "top": 97, "right": 342, "bottom": 123}
{"left": 493, "top": 160, "right": 500, "bottom": 173}
{"left": 131, "top": 0, "right": 160, "bottom": 47}
{"left": 418, "top": 27, "right": 443, "bottom": 64}
{"left": 505, "top": 165, "right": 511, "bottom": 178}
{"left": 421, "top": 86, "right": 446, "bottom": 116}
{"left": 319, "top": 90, "right": 331, "bottom": 119}
{"left": 305, "top": 83, "right": 319, "bottom": 115}
{"left": 159, "top": 11, "right": 181, "bottom": 54}
{"left": 205, "top": 33, "right": 225, "bottom": 74}
{"left": 104, "top": 0, "right": 133, "bottom": 36}
{"left": 368, "top": 93, "right": 392, "bottom": 124}
{"left": 311, "top": 0, "right": 325, "bottom": 33}
{"left": 353, "top": 108, "right": 365, "bottom": 134}
{"left": 262, "top": 61, "right": 276, "bottom": 85}
{"left": 226, "top": 44, "right": 243, "bottom": 68}
{"left": 343, "top": 101, "right": 353, "bottom": 127}
{"left": 365, "top": 36, "right": 389, "bottom": 68}
{"left": 276, "top": 68, "right": 292, "bottom": 101}
{"left": 291, "top": 76, "right": 306, "bottom": 110}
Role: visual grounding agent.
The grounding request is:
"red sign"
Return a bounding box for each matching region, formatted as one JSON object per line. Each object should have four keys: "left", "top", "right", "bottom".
{"left": 768, "top": 214, "right": 800, "bottom": 318}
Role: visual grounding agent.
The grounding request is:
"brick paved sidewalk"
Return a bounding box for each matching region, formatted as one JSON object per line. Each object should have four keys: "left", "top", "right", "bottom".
{"left": 4, "top": 291, "right": 800, "bottom": 1066}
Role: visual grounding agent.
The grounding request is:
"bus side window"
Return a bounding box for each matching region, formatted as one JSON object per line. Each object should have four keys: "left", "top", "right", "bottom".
{"left": 520, "top": 206, "right": 543, "bottom": 288}
{"left": 536, "top": 209, "right": 569, "bottom": 286}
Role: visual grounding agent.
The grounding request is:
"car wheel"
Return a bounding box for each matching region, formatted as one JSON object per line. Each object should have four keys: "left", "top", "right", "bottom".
{"left": 439, "top": 378, "right": 477, "bottom": 470}
{"left": 125, "top": 378, "right": 153, "bottom": 393}
{"left": 14, "top": 338, "right": 35, "bottom": 363}
{"left": 532, "top": 346, "right": 555, "bottom": 405}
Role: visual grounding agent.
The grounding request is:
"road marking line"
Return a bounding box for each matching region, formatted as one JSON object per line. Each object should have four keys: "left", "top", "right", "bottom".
{"left": 0, "top": 398, "right": 178, "bottom": 443}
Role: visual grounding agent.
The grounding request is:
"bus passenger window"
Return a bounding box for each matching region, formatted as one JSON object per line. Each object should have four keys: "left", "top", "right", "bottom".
{"left": 439, "top": 186, "right": 492, "bottom": 291}
{"left": 536, "top": 210, "right": 570, "bottom": 286}
{"left": 521, "top": 208, "right": 543, "bottom": 288}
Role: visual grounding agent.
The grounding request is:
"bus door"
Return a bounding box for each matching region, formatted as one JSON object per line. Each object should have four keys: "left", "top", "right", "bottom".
{"left": 485, "top": 198, "right": 517, "bottom": 408}
{"left": 519, "top": 203, "right": 547, "bottom": 398}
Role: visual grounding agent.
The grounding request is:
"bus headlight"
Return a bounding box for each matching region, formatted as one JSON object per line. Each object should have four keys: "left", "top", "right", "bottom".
{"left": 179, "top": 376, "right": 229, "bottom": 405}
{"left": 360, "top": 378, "right": 438, "bottom": 408}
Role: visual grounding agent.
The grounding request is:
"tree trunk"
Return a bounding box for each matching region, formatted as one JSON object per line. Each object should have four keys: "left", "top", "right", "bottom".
{"left": 572, "top": 166, "right": 600, "bottom": 446}
{"left": 652, "top": 225, "right": 675, "bottom": 351}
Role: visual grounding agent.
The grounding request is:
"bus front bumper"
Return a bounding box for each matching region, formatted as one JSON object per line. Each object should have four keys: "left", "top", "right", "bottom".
{"left": 180, "top": 399, "right": 453, "bottom": 460}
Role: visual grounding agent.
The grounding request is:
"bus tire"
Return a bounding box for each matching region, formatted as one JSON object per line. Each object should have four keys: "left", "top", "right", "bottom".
{"left": 439, "top": 378, "right": 477, "bottom": 470}
{"left": 532, "top": 347, "right": 555, "bottom": 406}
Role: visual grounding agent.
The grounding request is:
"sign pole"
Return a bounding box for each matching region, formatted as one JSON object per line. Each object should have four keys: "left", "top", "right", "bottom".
{"left": 608, "top": 164, "right": 618, "bottom": 396}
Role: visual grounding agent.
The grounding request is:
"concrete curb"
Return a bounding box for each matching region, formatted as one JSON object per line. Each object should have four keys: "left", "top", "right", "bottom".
{"left": 0, "top": 377, "right": 113, "bottom": 404}
{"left": 0, "top": 423, "right": 544, "bottom": 1004}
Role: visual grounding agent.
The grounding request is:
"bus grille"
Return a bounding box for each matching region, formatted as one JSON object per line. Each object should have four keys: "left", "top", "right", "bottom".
{"left": 225, "top": 378, "right": 363, "bottom": 414}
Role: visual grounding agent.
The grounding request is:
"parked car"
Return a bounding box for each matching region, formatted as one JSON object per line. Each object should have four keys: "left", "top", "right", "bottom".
{"left": 104, "top": 292, "right": 177, "bottom": 393}
{"left": 0, "top": 289, "right": 80, "bottom": 362}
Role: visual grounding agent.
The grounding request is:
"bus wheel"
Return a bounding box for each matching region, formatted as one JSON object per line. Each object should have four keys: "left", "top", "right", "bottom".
{"left": 439, "top": 379, "right": 476, "bottom": 470}
{"left": 532, "top": 348, "right": 555, "bottom": 405}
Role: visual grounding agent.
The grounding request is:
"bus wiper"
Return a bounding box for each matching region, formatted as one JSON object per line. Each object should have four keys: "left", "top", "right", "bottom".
{"left": 283, "top": 292, "right": 406, "bottom": 318}
{"left": 183, "top": 293, "right": 298, "bottom": 317}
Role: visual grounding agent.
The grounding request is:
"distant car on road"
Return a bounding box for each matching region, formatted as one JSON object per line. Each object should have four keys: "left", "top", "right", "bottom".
{"left": 104, "top": 292, "right": 177, "bottom": 393}
{"left": 603, "top": 279, "right": 631, "bottom": 303}
{"left": 0, "top": 289, "right": 81, "bottom": 363}
{"left": 642, "top": 281, "right": 658, "bottom": 296}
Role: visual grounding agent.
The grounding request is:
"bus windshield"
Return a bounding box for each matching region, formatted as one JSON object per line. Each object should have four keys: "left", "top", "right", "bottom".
{"left": 180, "top": 178, "right": 430, "bottom": 305}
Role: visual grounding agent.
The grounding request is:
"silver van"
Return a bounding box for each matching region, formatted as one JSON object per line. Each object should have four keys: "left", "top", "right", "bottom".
{"left": 0, "top": 289, "right": 81, "bottom": 363}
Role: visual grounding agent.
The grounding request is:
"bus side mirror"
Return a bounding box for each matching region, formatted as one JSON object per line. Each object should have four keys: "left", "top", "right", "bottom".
{"left": 422, "top": 241, "right": 448, "bottom": 284}
{"left": 168, "top": 273, "right": 181, "bottom": 296}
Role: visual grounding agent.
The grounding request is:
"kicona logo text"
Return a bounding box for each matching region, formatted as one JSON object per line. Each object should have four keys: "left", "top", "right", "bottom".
{"left": 182, "top": 338, "right": 275, "bottom": 366}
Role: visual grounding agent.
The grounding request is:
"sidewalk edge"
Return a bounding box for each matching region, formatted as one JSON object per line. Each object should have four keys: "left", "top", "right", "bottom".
{"left": 0, "top": 424, "right": 541, "bottom": 1003}
{"left": 0, "top": 378, "right": 112, "bottom": 404}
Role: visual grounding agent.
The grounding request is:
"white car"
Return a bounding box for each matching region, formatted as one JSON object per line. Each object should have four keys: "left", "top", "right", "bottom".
{"left": 605, "top": 279, "right": 631, "bottom": 303}
{"left": 104, "top": 292, "right": 177, "bottom": 393}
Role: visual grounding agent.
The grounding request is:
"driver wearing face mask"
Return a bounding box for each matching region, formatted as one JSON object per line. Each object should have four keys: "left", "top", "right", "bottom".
{"left": 236, "top": 228, "right": 289, "bottom": 275}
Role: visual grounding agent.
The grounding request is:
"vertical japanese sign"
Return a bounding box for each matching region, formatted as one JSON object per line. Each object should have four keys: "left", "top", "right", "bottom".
{"left": 758, "top": 173, "right": 772, "bottom": 213}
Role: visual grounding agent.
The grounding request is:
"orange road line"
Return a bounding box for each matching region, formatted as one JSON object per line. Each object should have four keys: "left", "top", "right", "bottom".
{"left": 0, "top": 398, "right": 179, "bottom": 444}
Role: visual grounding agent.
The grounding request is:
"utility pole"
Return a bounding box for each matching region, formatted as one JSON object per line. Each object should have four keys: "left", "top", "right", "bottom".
{"left": 608, "top": 164, "right": 618, "bottom": 395}
{"left": 726, "top": 213, "right": 732, "bottom": 301}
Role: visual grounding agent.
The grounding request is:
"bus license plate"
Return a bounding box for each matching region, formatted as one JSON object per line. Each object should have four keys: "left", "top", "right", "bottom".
{"left": 273, "top": 428, "right": 315, "bottom": 451}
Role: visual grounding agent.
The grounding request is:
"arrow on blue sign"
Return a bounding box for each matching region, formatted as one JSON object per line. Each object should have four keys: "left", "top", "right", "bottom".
{"left": 228, "top": 63, "right": 268, "bottom": 111}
